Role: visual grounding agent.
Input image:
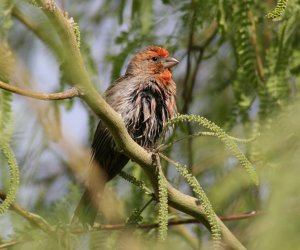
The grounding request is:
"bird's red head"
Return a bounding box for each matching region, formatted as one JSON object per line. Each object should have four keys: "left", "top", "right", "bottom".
{"left": 125, "top": 46, "right": 179, "bottom": 81}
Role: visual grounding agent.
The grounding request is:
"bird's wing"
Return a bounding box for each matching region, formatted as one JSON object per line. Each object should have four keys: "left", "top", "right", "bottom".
{"left": 91, "top": 120, "right": 129, "bottom": 180}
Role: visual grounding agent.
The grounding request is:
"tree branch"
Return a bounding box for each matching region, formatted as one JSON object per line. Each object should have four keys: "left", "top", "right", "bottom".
{"left": 85, "top": 211, "right": 262, "bottom": 232}
{"left": 0, "top": 210, "right": 261, "bottom": 249}
{"left": 181, "top": 20, "right": 218, "bottom": 113}
{"left": 0, "top": 192, "right": 52, "bottom": 232}
{"left": 72, "top": 211, "right": 261, "bottom": 234}
{"left": 0, "top": 192, "right": 261, "bottom": 228}
{"left": 0, "top": 192, "right": 70, "bottom": 249}
{"left": 0, "top": 80, "right": 82, "bottom": 100}
{"left": 0, "top": 191, "right": 260, "bottom": 249}
{"left": 0, "top": 240, "right": 28, "bottom": 249}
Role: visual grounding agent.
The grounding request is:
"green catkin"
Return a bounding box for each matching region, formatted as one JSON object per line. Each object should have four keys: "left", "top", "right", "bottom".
{"left": 119, "top": 171, "right": 152, "bottom": 195}
{"left": 0, "top": 88, "right": 19, "bottom": 216}
{"left": 27, "top": 0, "right": 38, "bottom": 6}
{"left": 120, "top": 167, "right": 168, "bottom": 239}
{"left": 166, "top": 114, "right": 259, "bottom": 185}
{"left": 266, "top": 0, "right": 289, "bottom": 20}
{"left": 160, "top": 131, "right": 257, "bottom": 150}
{"left": 72, "top": 20, "right": 81, "bottom": 48}
{"left": 157, "top": 170, "right": 168, "bottom": 241}
{"left": 126, "top": 208, "right": 143, "bottom": 225}
{"left": 0, "top": 11, "right": 19, "bottom": 216}
{"left": 172, "top": 160, "right": 221, "bottom": 249}
{"left": 0, "top": 143, "right": 19, "bottom": 215}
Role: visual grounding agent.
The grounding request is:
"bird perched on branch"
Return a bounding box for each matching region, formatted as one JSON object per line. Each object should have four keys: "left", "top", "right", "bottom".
{"left": 74, "top": 46, "right": 178, "bottom": 225}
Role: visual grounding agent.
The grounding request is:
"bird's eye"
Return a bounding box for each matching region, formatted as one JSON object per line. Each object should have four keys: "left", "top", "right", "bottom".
{"left": 151, "top": 57, "right": 158, "bottom": 62}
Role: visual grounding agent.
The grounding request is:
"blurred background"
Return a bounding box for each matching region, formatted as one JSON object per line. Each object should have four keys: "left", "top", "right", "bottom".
{"left": 1, "top": 0, "right": 300, "bottom": 249}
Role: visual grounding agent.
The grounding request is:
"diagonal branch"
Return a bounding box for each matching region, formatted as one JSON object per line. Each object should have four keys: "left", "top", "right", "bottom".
{"left": 0, "top": 80, "right": 82, "bottom": 100}
{"left": 0, "top": 192, "right": 52, "bottom": 232}
{"left": 0, "top": 240, "right": 28, "bottom": 250}
{"left": 0, "top": 192, "right": 72, "bottom": 249}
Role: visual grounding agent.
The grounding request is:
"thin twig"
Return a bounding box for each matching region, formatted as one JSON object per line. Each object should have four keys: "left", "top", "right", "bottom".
{"left": 220, "top": 210, "right": 263, "bottom": 221}
{"left": 66, "top": 210, "right": 264, "bottom": 236}
{"left": 0, "top": 240, "right": 28, "bottom": 249}
{"left": 248, "top": 10, "right": 265, "bottom": 82}
{"left": 12, "top": 203, "right": 53, "bottom": 232}
{"left": 1, "top": 191, "right": 261, "bottom": 232}
{"left": 0, "top": 192, "right": 52, "bottom": 232}
{"left": 1, "top": 190, "right": 260, "bottom": 249}
{"left": 119, "top": 171, "right": 153, "bottom": 195}
{"left": 182, "top": 21, "right": 218, "bottom": 113}
{"left": 182, "top": 5, "right": 196, "bottom": 113}
{"left": 0, "top": 192, "right": 71, "bottom": 249}
{"left": 180, "top": 20, "right": 218, "bottom": 176}
{"left": 139, "top": 197, "right": 155, "bottom": 214}
{"left": 0, "top": 210, "right": 261, "bottom": 249}
{"left": 0, "top": 80, "right": 82, "bottom": 100}
{"left": 158, "top": 131, "right": 257, "bottom": 151}
{"left": 79, "top": 211, "right": 262, "bottom": 233}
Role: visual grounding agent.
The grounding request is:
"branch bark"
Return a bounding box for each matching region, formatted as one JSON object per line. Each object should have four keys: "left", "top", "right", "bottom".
{"left": 10, "top": 1, "right": 247, "bottom": 249}
{"left": 0, "top": 80, "right": 82, "bottom": 100}
{"left": 0, "top": 192, "right": 72, "bottom": 249}
{"left": 0, "top": 191, "right": 260, "bottom": 250}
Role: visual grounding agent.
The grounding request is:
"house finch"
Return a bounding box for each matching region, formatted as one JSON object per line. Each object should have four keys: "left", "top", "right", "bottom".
{"left": 74, "top": 46, "right": 178, "bottom": 224}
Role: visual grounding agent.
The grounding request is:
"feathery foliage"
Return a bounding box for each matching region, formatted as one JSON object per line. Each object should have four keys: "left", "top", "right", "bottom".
{"left": 70, "top": 18, "right": 81, "bottom": 48}
{"left": 0, "top": 1, "right": 19, "bottom": 217}
{"left": 167, "top": 114, "right": 259, "bottom": 185}
{"left": 232, "top": 0, "right": 259, "bottom": 121}
{"left": 0, "top": 88, "right": 19, "bottom": 216}
{"left": 266, "top": 0, "right": 289, "bottom": 20}
{"left": 161, "top": 154, "right": 221, "bottom": 249}
{"left": 0, "top": 143, "right": 19, "bottom": 215}
{"left": 119, "top": 170, "right": 152, "bottom": 195}
{"left": 157, "top": 168, "right": 168, "bottom": 241}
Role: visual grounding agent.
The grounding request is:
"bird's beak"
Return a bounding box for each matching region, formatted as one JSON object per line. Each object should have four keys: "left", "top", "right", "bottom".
{"left": 162, "top": 57, "right": 179, "bottom": 68}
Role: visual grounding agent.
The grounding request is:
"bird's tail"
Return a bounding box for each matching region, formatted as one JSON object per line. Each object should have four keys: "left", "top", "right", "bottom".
{"left": 71, "top": 159, "right": 109, "bottom": 225}
{"left": 72, "top": 188, "right": 100, "bottom": 225}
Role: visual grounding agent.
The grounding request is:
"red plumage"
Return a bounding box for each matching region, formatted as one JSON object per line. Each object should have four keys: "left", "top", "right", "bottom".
{"left": 74, "top": 46, "right": 178, "bottom": 224}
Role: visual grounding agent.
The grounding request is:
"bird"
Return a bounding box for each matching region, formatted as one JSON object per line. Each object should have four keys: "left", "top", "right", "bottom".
{"left": 74, "top": 46, "right": 179, "bottom": 225}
